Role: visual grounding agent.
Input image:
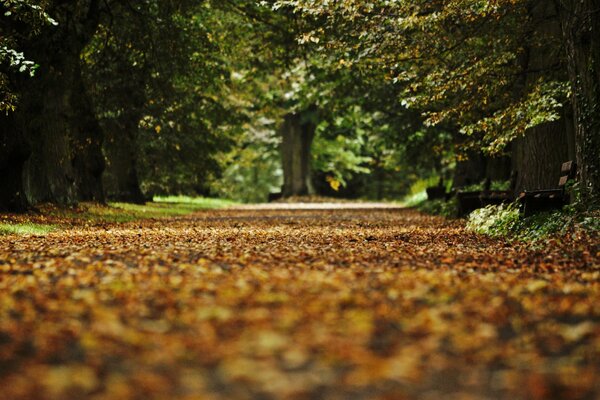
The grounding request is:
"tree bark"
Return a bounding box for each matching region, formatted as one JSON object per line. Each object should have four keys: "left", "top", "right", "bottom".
{"left": 0, "top": 114, "right": 30, "bottom": 211}
{"left": 5, "top": 1, "right": 104, "bottom": 207}
{"left": 21, "top": 53, "right": 80, "bottom": 205}
{"left": 280, "top": 113, "right": 316, "bottom": 197}
{"left": 512, "top": 121, "right": 570, "bottom": 192}
{"left": 558, "top": 0, "right": 600, "bottom": 202}
{"left": 511, "top": 0, "right": 573, "bottom": 193}
{"left": 72, "top": 62, "right": 105, "bottom": 202}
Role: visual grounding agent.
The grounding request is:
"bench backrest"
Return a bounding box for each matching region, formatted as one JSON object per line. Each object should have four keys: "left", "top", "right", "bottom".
{"left": 558, "top": 161, "right": 577, "bottom": 188}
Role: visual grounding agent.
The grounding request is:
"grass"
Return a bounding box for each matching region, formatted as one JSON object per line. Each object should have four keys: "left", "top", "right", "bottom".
{"left": 0, "top": 196, "right": 238, "bottom": 236}
{"left": 153, "top": 196, "right": 238, "bottom": 209}
{"left": 0, "top": 222, "right": 57, "bottom": 236}
{"left": 401, "top": 190, "right": 428, "bottom": 207}
{"left": 73, "top": 196, "right": 238, "bottom": 223}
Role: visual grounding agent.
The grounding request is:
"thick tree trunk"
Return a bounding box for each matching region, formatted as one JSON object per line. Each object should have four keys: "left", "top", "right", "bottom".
{"left": 512, "top": 121, "right": 570, "bottom": 192}
{"left": 21, "top": 54, "right": 79, "bottom": 205}
{"left": 72, "top": 62, "right": 105, "bottom": 202}
{"left": 280, "top": 113, "right": 316, "bottom": 197}
{"left": 102, "top": 118, "right": 147, "bottom": 204}
{"left": 0, "top": 115, "right": 30, "bottom": 211}
{"left": 511, "top": 0, "right": 573, "bottom": 193}
{"left": 4, "top": 1, "right": 103, "bottom": 207}
{"left": 558, "top": 0, "right": 600, "bottom": 202}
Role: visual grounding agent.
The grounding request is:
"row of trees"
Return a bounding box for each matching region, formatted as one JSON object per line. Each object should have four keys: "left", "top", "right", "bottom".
{"left": 270, "top": 0, "right": 599, "bottom": 204}
{"left": 1, "top": 0, "right": 235, "bottom": 211}
{"left": 1, "top": 0, "right": 599, "bottom": 210}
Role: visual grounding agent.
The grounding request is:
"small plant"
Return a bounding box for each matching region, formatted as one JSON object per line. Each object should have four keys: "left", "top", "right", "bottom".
{"left": 466, "top": 202, "right": 598, "bottom": 241}
{"left": 466, "top": 203, "right": 520, "bottom": 237}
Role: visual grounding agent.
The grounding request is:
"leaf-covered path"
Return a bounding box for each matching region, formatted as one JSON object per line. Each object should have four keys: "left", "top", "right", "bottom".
{"left": 1, "top": 205, "right": 599, "bottom": 400}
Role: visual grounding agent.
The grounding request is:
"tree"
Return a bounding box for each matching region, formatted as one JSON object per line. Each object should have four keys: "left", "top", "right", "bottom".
{"left": 558, "top": 0, "right": 600, "bottom": 203}
{"left": 0, "top": 0, "right": 57, "bottom": 211}
{"left": 0, "top": 0, "right": 104, "bottom": 209}
{"left": 273, "top": 0, "right": 588, "bottom": 196}
{"left": 85, "top": 1, "right": 230, "bottom": 201}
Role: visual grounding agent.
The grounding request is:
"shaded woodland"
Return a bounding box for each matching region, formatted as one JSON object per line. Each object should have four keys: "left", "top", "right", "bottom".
{"left": 1, "top": 0, "right": 599, "bottom": 209}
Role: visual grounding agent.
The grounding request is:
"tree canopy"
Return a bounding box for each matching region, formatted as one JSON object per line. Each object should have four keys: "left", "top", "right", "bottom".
{"left": 0, "top": 0, "right": 599, "bottom": 210}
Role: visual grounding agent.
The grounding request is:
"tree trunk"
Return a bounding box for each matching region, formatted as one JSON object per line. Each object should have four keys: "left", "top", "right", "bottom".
{"left": 21, "top": 53, "right": 79, "bottom": 206}
{"left": 5, "top": 1, "right": 103, "bottom": 207}
{"left": 102, "top": 118, "right": 147, "bottom": 204}
{"left": 0, "top": 115, "right": 30, "bottom": 211}
{"left": 511, "top": 0, "right": 573, "bottom": 193}
{"left": 512, "top": 121, "right": 570, "bottom": 192}
{"left": 72, "top": 62, "right": 105, "bottom": 202}
{"left": 558, "top": 0, "right": 600, "bottom": 202}
{"left": 280, "top": 113, "right": 316, "bottom": 197}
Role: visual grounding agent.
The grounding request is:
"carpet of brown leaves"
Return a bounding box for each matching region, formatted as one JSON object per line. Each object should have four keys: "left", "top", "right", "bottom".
{"left": 0, "top": 205, "right": 599, "bottom": 400}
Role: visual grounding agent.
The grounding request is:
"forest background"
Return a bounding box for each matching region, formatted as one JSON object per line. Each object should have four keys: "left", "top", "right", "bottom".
{"left": 1, "top": 0, "right": 599, "bottom": 211}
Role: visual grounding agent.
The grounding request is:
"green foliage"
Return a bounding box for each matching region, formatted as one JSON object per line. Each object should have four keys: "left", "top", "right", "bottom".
{"left": 467, "top": 203, "right": 600, "bottom": 242}
{"left": 402, "top": 191, "right": 428, "bottom": 208}
{"left": 312, "top": 110, "right": 373, "bottom": 190}
{"left": 466, "top": 203, "right": 521, "bottom": 237}
{"left": 459, "top": 180, "right": 512, "bottom": 192}
{"left": 208, "top": 115, "right": 282, "bottom": 203}
{"left": 211, "top": 146, "right": 282, "bottom": 203}
{"left": 83, "top": 0, "right": 234, "bottom": 198}
{"left": 0, "top": 0, "right": 57, "bottom": 113}
{"left": 401, "top": 176, "right": 443, "bottom": 207}
{"left": 1, "top": 0, "right": 596, "bottom": 208}
{"left": 269, "top": 0, "right": 572, "bottom": 178}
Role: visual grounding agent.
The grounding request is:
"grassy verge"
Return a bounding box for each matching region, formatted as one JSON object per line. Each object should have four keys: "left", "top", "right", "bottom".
{"left": 0, "top": 222, "right": 58, "bottom": 236}
{"left": 153, "top": 196, "right": 238, "bottom": 209}
{"left": 61, "top": 197, "right": 237, "bottom": 223}
{"left": 0, "top": 196, "right": 237, "bottom": 236}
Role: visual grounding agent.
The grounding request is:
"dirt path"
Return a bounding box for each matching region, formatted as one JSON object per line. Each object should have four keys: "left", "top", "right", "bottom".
{"left": 0, "top": 205, "right": 598, "bottom": 399}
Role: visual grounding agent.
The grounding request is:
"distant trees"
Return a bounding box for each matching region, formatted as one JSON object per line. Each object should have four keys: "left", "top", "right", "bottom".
{"left": 274, "top": 0, "right": 599, "bottom": 202}
{"left": 85, "top": 1, "right": 230, "bottom": 201}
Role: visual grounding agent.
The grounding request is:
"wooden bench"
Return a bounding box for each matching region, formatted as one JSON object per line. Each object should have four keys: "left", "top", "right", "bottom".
{"left": 456, "top": 189, "right": 484, "bottom": 217}
{"left": 518, "top": 161, "right": 576, "bottom": 217}
{"left": 268, "top": 192, "right": 283, "bottom": 202}
{"left": 457, "top": 174, "right": 517, "bottom": 217}
{"left": 426, "top": 178, "right": 447, "bottom": 201}
{"left": 480, "top": 171, "right": 517, "bottom": 208}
